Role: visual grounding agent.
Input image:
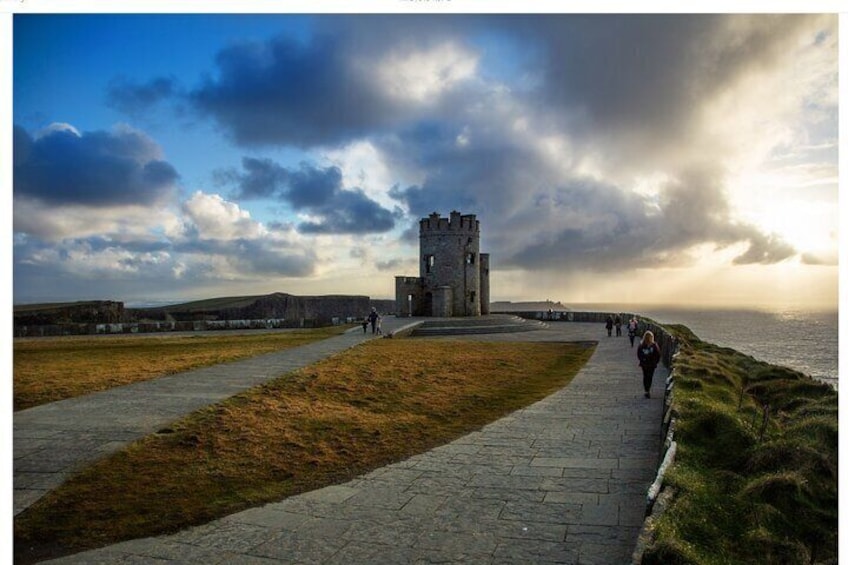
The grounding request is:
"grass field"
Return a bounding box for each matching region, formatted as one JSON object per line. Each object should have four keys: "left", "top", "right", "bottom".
{"left": 14, "top": 336, "right": 594, "bottom": 563}
{"left": 13, "top": 327, "right": 349, "bottom": 411}
{"left": 643, "top": 325, "right": 838, "bottom": 564}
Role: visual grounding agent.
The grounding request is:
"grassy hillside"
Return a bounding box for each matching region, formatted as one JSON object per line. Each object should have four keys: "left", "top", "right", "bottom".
{"left": 643, "top": 325, "right": 838, "bottom": 564}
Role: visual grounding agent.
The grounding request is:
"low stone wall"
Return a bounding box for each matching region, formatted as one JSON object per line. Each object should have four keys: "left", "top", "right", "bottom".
{"left": 13, "top": 317, "right": 361, "bottom": 337}
{"left": 510, "top": 310, "right": 677, "bottom": 368}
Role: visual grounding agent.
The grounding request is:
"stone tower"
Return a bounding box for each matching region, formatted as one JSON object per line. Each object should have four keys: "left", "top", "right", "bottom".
{"left": 395, "top": 211, "right": 490, "bottom": 317}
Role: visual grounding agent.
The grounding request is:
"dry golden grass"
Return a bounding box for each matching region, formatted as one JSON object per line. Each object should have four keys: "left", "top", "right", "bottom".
{"left": 14, "top": 338, "right": 594, "bottom": 563}
{"left": 13, "top": 327, "right": 348, "bottom": 411}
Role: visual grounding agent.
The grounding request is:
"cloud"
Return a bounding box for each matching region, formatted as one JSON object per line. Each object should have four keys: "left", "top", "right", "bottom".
{"left": 800, "top": 252, "right": 838, "bottom": 266}
{"left": 14, "top": 15, "right": 837, "bottom": 304}
{"left": 375, "top": 258, "right": 405, "bottom": 271}
{"left": 186, "top": 20, "right": 484, "bottom": 148}
{"left": 63, "top": 14, "right": 830, "bottom": 297}
{"left": 13, "top": 123, "right": 178, "bottom": 207}
{"left": 14, "top": 189, "right": 319, "bottom": 303}
{"left": 13, "top": 122, "right": 321, "bottom": 299}
{"left": 371, "top": 40, "right": 478, "bottom": 104}
{"left": 189, "top": 33, "right": 382, "bottom": 147}
{"left": 385, "top": 111, "right": 798, "bottom": 272}
{"left": 221, "top": 158, "right": 398, "bottom": 234}
{"left": 731, "top": 233, "right": 796, "bottom": 265}
{"left": 173, "top": 191, "right": 318, "bottom": 276}
{"left": 106, "top": 76, "right": 179, "bottom": 117}
{"left": 508, "top": 15, "right": 833, "bottom": 169}
{"left": 180, "top": 191, "right": 266, "bottom": 241}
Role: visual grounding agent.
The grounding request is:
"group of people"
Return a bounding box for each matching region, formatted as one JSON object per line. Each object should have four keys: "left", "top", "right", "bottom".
{"left": 362, "top": 308, "right": 382, "bottom": 335}
{"left": 605, "top": 314, "right": 640, "bottom": 346}
{"left": 606, "top": 314, "right": 661, "bottom": 399}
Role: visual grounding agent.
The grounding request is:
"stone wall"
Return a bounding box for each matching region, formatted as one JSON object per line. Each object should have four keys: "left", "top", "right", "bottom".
{"left": 14, "top": 293, "right": 375, "bottom": 337}
{"left": 155, "top": 293, "right": 370, "bottom": 324}
{"left": 510, "top": 310, "right": 677, "bottom": 366}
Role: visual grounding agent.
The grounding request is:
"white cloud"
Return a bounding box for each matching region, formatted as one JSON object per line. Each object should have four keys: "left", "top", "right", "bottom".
{"left": 35, "top": 122, "right": 80, "bottom": 139}
{"left": 322, "top": 140, "right": 399, "bottom": 209}
{"left": 373, "top": 41, "right": 478, "bottom": 104}
{"left": 13, "top": 196, "right": 180, "bottom": 243}
{"left": 22, "top": 240, "right": 173, "bottom": 278}
{"left": 181, "top": 191, "right": 267, "bottom": 240}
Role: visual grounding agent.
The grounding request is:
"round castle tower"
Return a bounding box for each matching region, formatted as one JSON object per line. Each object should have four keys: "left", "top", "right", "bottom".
{"left": 419, "top": 211, "right": 482, "bottom": 316}
{"left": 395, "top": 210, "right": 490, "bottom": 317}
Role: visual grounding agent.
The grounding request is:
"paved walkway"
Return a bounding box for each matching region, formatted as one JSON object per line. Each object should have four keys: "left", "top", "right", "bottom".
{"left": 14, "top": 320, "right": 412, "bottom": 516}
{"left": 16, "top": 319, "right": 667, "bottom": 564}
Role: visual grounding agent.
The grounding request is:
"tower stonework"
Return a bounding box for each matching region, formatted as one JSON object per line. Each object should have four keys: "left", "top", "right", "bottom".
{"left": 395, "top": 211, "right": 490, "bottom": 317}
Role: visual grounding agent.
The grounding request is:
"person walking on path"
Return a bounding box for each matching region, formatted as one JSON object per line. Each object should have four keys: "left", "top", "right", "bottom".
{"left": 637, "top": 330, "right": 661, "bottom": 398}
{"left": 368, "top": 308, "right": 379, "bottom": 334}
{"left": 628, "top": 317, "right": 639, "bottom": 347}
{"left": 605, "top": 315, "right": 614, "bottom": 337}
{"left": 361, "top": 318, "right": 368, "bottom": 333}
{"left": 375, "top": 315, "right": 383, "bottom": 336}
{"left": 614, "top": 314, "right": 622, "bottom": 337}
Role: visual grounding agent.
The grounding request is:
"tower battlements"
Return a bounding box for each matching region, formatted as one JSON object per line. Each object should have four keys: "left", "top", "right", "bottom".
{"left": 420, "top": 211, "right": 479, "bottom": 233}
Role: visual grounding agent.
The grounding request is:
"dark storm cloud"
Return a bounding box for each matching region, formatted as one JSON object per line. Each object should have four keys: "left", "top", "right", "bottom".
{"left": 106, "top": 76, "right": 179, "bottom": 116}
{"left": 385, "top": 120, "right": 797, "bottom": 272}
{"left": 189, "top": 33, "right": 389, "bottom": 147}
{"left": 13, "top": 125, "right": 178, "bottom": 206}
{"left": 221, "top": 158, "right": 397, "bottom": 234}
{"left": 215, "top": 157, "right": 288, "bottom": 199}
{"left": 508, "top": 15, "right": 823, "bottom": 147}
{"left": 119, "top": 14, "right": 812, "bottom": 272}
{"left": 184, "top": 15, "right": 496, "bottom": 148}
{"left": 297, "top": 189, "right": 396, "bottom": 234}
{"left": 524, "top": 15, "right": 718, "bottom": 135}
{"left": 286, "top": 163, "right": 341, "bottom": 208}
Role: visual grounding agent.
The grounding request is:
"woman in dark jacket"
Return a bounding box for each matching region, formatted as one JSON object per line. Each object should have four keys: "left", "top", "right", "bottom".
{"left": 637, "top": 331, "right": 661, "bottom": 398}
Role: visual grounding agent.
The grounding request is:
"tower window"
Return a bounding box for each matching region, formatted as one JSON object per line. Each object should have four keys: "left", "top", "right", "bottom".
{"left": 424, "top": 254, "right": 435, "bottom": 273}
{"left": 470, "top": 291, "right": 476, "bottom": 303}
{"left": 466, "top": 252, "right": 475, "bottom": 265}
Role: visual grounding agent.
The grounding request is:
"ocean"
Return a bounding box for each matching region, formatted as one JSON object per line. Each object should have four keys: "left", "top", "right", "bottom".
{"left": 571, "top": 304, "right": 838, "bottom": 389}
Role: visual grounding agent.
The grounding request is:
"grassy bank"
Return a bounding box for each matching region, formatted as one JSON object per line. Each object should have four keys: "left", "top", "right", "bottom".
{"left": 643, "top": 325, "right": 838, "bottom": 564}
{"left": 14, "top": 338, "right": 594, "bottom": 563}
{"left": 13, "top": 327, "right": 349, "bottom": 411}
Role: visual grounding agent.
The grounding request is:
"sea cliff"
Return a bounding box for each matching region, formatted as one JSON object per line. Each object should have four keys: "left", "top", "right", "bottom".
{"left": 636, "top": 323, "right": 837, "bottom": 563}
{"left": 513, "top": 310, "right": 837, "bottom": 563}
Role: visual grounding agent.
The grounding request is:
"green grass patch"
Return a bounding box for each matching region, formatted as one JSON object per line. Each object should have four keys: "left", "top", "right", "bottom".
{"left": 643, "top": 332, "right": 838, "bottom": 564}
{"left": 14, "top": 339, "right": 594, "bottom": 563}
{"left": 13, "top": 327, "right": 349, "bottom": 411}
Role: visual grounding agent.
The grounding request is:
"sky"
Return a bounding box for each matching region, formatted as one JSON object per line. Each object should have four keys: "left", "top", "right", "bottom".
{"left": 6, "top": 6, "right": 842, "bottom": 309}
